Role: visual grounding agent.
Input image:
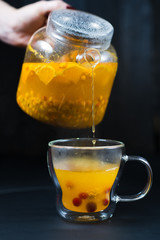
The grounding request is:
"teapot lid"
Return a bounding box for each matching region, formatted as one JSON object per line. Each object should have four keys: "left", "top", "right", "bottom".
{"left": 46, "top": 10, "right": 114, "bottom": 50}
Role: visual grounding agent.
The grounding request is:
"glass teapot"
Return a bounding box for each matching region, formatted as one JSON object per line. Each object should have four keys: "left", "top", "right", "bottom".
{"left": 16, "top": 10, "right": 118, "bottom": 128}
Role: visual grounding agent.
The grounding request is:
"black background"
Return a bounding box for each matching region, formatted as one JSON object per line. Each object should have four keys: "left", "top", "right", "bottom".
{"left": 0, "top": 1, "right": 160, "bottom": 239}
{"left": 0, "top": 0, "right": 160, "bottom": 158}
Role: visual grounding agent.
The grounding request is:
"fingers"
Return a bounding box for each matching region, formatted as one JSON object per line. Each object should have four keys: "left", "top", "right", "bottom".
{"left": 36, "top": 1, "right": 72, "bottom": 15}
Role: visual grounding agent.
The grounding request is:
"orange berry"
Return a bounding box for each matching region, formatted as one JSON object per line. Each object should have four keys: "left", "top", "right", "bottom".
{"left": 72, "top": 198, "right": 82, "bottom": 207}
{"left": 103, "top": 199, "right": 109, "bottom": 206}
{"left": 86, "top": 202, "right": 97, "bottom": 212}
{"left": 79, "top": 192, "right": 88, "bottom": 199}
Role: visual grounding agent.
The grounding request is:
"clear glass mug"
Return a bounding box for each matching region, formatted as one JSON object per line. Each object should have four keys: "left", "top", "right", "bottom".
{"left": 47, "top": 138, "right": 153, "bottom": 222}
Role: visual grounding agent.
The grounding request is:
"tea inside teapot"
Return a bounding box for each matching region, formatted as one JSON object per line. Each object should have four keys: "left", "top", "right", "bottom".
{"left": 16, "top": 10, "right": 118, "bottom": 128}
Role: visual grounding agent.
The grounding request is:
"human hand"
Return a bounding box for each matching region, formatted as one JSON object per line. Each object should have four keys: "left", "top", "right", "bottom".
{"left": 0, "top": 0, "right": 72, "bottom": 47}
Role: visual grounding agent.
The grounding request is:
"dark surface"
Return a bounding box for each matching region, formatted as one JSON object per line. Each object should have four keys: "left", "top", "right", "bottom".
{"left": 0, "top": 155, "right": 159, "bottom": 240}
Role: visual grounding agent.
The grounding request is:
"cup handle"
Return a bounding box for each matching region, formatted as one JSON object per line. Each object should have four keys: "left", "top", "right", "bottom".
{"left": 114, "top": 155, "right": 153, "bottom": 202}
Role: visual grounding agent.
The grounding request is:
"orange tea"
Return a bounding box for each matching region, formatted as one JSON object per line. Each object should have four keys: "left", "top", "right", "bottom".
{"left": 54, "top": 158, "right": 119, "bottom": 212}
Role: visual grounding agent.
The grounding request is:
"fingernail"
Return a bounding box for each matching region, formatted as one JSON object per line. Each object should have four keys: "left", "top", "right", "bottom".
{"left": 66, "top": 6, "right": 76, "bottom": 10}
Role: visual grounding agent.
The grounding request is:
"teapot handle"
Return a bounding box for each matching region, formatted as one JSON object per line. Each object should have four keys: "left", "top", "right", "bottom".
{"left": 76, "top": 48, "right": 101, "bottom": 67}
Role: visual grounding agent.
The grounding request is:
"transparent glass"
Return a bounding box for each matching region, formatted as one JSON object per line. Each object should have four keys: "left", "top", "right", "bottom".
{"left": 47, "top": 138, "right": 153, "bottom": 222}
{"left": 16, "top": 10, "right": 118, "bottom": 128}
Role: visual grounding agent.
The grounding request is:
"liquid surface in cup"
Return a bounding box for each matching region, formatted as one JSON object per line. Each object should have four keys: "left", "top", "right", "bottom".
{"left": 16, "top": 58, "right": 117, "bottom": 128}
{"left": 54, "top": 158, "right": 120, "bottom": 212}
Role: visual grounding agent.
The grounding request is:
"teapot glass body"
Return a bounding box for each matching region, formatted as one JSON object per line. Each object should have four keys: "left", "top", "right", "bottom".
{"left": 16, "top": 10, "right": 118, "bottom": 128}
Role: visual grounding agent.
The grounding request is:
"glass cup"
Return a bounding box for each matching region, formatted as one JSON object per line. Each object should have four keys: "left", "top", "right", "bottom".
{"left": 47, "top": 138, "right": 153, "bottom": 222}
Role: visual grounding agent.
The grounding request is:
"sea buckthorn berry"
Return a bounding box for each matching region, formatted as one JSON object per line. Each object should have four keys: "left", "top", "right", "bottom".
{"left": 72, "top": 198, "right": 82, "bottom": 207}
{"left": 81, "top": 74, "right": 86, "bottom": 81}
{"left": 79, "top": 192, "right": 88, "bottom": 199}
{"left": 66, "top": 181, "right": 74, "bottom": 189}
{"left": 43, "top": 96, "right": 47, "bottom": 101}
{"left": 103, "top": 199, "right": 109, "bottom": 206}
{"left": 95, "top": 102, "right": 100, "bottom": 107}
{"left": 86, "top": 202, "right": 97, "bottom": 212}
{"left": 99, "top": 96, "right": 103, "bottom": 101}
